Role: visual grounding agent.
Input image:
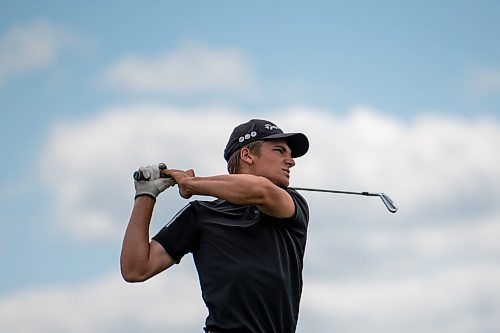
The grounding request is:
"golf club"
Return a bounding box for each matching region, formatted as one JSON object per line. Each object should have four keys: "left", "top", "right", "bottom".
{"left": 132, "top": 165, "right": 398, "bottom": 213}
{"left": 291, "top": 187, "right": 398, "bottom": 213}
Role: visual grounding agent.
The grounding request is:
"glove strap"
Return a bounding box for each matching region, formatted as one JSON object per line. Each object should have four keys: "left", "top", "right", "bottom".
{"left": 134, "top": 193, "right": 157, "bottom": 201}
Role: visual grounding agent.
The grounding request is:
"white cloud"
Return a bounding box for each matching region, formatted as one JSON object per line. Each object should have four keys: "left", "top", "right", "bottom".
{"left": 0, "top": 19, "right": 87, "bottom": 84}
{"left": 0, "top": 267, "right": 206, "bottom": 333}
{"left": 360, "top": 213, "right": 500, "bottom": 257}
{"left": 300, "top": 263, "right": 500, "bottom": 333}
{"left": 101, "top": 42, "right": 257, "bottom": 95}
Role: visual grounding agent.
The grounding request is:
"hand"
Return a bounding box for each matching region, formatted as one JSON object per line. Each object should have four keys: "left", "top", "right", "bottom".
{"left": 164, "top": 168, "right": 196, "bottom": 199}
{"left": 134, "top": 164, "right": 176, "bottom": 200}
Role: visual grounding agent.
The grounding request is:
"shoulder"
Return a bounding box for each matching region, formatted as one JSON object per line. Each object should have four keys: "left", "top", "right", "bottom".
{"left": 285, "top": 188, "right": 308, "bottom": 209}
{"left": 283, "top": 187, "right": 309, "bottom": 222}
{"left": 286, "top": 187, "right": 306, "bottom": 201}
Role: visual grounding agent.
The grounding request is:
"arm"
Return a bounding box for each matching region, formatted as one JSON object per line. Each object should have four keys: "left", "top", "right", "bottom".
{"left": 120, "top": 196, "right": 175, "bottom": 283}
{"left": 165, "top": 170, "right": 295, "bottom": 219}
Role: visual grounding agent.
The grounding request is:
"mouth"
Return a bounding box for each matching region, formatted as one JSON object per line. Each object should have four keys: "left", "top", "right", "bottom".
{"left": 282, "top": 169, "right": 290, "bottom": 178}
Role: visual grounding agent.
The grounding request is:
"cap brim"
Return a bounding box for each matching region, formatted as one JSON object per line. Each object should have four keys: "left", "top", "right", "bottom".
{"left": 262, "top": 132, "right": 309, "bottom": 158}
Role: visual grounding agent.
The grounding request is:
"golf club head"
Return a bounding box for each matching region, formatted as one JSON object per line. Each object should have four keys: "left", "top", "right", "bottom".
{"left": 378, "top": 193, "right": 398, "bottom": 213}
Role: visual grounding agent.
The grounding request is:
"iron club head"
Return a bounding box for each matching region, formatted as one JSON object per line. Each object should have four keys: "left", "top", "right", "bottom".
{"left": 378, "top": 193, "right": 398, "bottom": 213}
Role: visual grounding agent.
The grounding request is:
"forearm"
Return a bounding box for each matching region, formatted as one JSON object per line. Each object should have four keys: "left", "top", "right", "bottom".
{"left": 120, "top": 196, "right": 156, "bottom": 280}
{"left": 166, "top": 169, "right": 295, "bottom": 217}
{"left": 182, "top": 174, "right": 274, "bottom": 206}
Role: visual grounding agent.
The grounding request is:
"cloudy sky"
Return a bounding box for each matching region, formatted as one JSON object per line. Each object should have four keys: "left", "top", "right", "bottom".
{"left": 1, "top": 1, "right": 500, "bottom": 332}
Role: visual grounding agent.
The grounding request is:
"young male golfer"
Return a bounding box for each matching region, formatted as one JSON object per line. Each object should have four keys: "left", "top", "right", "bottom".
{"left": 121, "top": 119, "right": 310, "bottom": 333}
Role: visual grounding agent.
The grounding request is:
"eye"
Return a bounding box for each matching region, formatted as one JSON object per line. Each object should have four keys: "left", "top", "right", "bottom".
{"left": 273, "top": 147, "right": 285, "bottom": 154}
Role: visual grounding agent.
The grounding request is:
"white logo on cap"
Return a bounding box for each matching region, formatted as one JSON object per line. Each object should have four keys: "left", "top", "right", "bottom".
{"left": 238, "top": 131, "right": 258, "bottom": 144}
{"left": 265, "top": 124, "right": 279, "bottom": 131}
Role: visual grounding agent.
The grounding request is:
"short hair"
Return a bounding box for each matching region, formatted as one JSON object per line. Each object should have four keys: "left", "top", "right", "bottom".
{"left": 227, "top": 140, "right": 264, "bottom": 174}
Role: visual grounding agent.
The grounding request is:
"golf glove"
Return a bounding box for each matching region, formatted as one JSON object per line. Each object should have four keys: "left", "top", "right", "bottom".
{"left": 134, "top": 164, "right": 175, "bottom": 200}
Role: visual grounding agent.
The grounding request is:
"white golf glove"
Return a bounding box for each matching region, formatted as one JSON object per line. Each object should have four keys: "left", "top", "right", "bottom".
{"left": 134, "top": 164, "right": 175, "bottom": 200}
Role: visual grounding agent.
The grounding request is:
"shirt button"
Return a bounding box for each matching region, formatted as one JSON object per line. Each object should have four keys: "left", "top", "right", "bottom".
{"left": 254, "top": 209, "right": 259, "bottom": 214}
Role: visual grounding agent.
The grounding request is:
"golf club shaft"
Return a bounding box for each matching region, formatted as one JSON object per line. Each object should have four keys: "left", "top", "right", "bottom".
{"left": 291, "top": 187, "right": 398, "bottom": 213}
{"left": 291, "top": 187, "right": 374, "bottom": 196}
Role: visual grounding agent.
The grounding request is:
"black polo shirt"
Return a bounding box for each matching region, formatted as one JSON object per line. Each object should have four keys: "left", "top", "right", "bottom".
{"left": 153, "top": 188, "right": 309, "bottom": 333}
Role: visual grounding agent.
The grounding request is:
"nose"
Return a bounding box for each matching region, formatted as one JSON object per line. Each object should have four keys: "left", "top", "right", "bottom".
{"left": 285, "top": 156, "right": 295, "bottom": 168}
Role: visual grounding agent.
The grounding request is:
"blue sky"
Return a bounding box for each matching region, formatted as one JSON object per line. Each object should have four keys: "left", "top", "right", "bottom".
{"left": 1, "top": 1, "right": 500, "bottom": 332}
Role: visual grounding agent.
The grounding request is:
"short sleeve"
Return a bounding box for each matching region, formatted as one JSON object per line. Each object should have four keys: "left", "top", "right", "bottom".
{"left": 152, "top": 203, "right": 200, "bottom": 263}
{"left": 287, "top": 188, "right": 309, "bottom": 227}
{"left": 270, "top": 188, "right": 309, "bottom": 240}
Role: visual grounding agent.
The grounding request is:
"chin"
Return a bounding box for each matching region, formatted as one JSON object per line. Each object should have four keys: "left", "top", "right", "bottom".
{"left": 266, "top": 174, "right": 289, "bottom": 188}
{"left": 275, "top": 178, "right": 290, "bottom": 188}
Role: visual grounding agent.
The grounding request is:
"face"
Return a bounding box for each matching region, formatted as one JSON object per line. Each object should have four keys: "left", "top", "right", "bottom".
{"left": 250, "top": 140, "right": 296, "bottom": 187}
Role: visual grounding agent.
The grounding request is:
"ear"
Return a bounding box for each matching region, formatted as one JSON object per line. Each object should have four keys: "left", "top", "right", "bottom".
{"left": 240, "top": 147, "right": 254, "bottom": 166}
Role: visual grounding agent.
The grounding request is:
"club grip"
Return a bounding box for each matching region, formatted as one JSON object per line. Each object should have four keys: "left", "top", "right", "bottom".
{"left": 133, "top": 170, "right": 146, "bottom": 181}
{"left": 133, "top": 163, "right": 169, "bottom": 181}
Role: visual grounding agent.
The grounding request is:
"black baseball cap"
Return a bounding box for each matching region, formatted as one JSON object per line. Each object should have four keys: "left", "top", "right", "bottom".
{"left": 224, "top": 119, "right": 309, "bottom": 161}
